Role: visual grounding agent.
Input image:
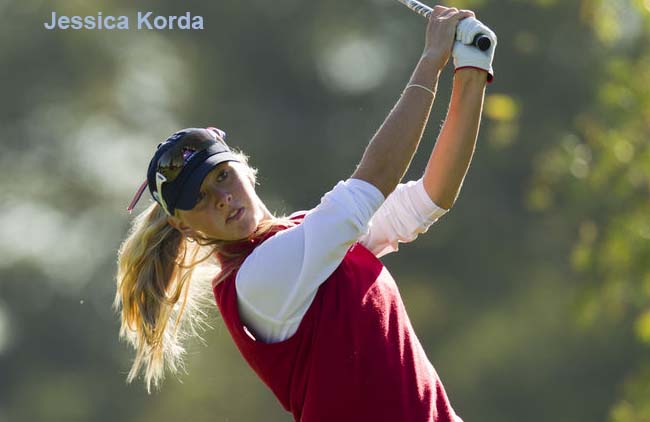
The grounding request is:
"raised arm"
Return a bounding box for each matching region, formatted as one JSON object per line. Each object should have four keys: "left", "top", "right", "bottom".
{"left": 351, "top": 6, "right": 473, "bottom": 198}
{"left": 423, "top": 16, "right": 497, "bottom": 209}
{"left": 422, "top": 69, "right": 486, "bottom": 209}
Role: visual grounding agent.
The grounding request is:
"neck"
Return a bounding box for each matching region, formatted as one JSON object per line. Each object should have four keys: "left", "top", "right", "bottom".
{"left": 216, "top": 212, "right": 294, "bottom": 264}
{"left": 256, "top": 200, "right": 275, "bottom": 225}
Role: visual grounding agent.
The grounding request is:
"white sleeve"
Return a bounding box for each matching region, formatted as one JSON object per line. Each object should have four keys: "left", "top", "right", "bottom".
{"left": 235, "top": 178, "right": 384, "bottom": 343}
{"left": 358, "top": 178, "right": 448, "bottom": 258}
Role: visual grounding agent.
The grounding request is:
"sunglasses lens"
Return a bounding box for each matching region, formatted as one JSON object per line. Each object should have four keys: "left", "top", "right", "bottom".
{"left": 156, "top": 137, "right": 215, "bottom": 183}
{"left": 125, "top": 127, "right": 230, "bottom": 215}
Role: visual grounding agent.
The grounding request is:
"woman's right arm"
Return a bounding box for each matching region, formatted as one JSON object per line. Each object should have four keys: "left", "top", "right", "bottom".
{"left": 351, "top": 6, "right": 473, "bottom": 198}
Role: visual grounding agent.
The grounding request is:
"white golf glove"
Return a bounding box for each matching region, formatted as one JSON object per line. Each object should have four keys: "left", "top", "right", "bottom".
{"left": 452, "top": 17, "right": 497, "bottom": 82}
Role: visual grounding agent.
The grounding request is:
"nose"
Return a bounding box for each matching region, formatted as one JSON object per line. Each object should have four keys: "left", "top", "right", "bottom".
{"left": 211, "top": 187, "right": 232, "bottom": 209}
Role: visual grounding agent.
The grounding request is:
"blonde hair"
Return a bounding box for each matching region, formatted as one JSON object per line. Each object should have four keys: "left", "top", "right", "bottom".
{"left": 114, "top": 151, "right": 294, "bottom": 392}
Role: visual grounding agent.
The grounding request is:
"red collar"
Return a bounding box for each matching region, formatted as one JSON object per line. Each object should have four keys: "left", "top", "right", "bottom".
{"left": 215, "top": 222, "right": 293, "bottom": 266}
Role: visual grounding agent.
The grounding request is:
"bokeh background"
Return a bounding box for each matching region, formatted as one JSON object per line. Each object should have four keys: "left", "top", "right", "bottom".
{"left": 1, "top": 0, "right": 649, "bottom": 421}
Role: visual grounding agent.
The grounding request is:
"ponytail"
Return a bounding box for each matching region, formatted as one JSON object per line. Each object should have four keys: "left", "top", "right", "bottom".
{"left": 114, "top": 150, "right": 295, "bottom": 392}
{"left": 114, "top": 202, "right": 216, "bottom": 393}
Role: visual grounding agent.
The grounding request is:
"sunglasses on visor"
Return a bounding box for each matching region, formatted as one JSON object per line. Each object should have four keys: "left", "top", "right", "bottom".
{"left": 127, "top": 127, "right": 230, "bottom": 215}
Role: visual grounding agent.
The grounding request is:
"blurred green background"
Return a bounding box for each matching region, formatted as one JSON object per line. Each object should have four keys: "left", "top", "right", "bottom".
{"left": 1, "top": 0, "right": 649, "bottom": 421}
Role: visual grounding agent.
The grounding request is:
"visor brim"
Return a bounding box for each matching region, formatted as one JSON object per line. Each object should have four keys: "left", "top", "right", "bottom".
{"left": 174, "top": 151, "right": 240, "bottom": 211}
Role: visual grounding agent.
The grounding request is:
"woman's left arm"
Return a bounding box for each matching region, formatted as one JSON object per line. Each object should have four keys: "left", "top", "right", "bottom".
{"left": 359, "top": 70, "right": 488, "bottom": 258}
{"left": 422, "top": 68, "right": 486, "bottom": 209}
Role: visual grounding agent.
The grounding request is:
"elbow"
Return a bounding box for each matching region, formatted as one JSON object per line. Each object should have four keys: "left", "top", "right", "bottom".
{"left": 436, "top": 196, "right": 456, "bottom": 211}
{"left": 423, "top": 183, "right": 457, "bottom": 210}
{"left": 350, "top": 171, "right": 396, "bottom": 199}
{"left": 438, "top": 186, "right": 463, "bottom": 210}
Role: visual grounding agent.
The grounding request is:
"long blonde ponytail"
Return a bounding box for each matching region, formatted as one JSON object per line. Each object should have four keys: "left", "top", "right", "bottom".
{"left": 114, "top": 202, "right": 217, "bottom": 393}
{"left": 114, "top": 150, "right": 296, "bottom": 392}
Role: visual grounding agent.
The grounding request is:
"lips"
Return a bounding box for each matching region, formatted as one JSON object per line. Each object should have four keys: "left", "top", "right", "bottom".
{"left": 226, "top": 207, "right": 243, "bottom": 223}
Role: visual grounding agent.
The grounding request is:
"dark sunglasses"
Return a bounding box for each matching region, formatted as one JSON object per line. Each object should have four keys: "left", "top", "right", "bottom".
{"left": 127, "top": 127, "right": 229, "bottom": 215}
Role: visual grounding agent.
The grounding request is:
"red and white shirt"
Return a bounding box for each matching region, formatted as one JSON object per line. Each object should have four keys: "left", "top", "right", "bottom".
{"left": 236, "top": 178, "right": 447, "bottom": 343}
{"left": 213, "top": 178, "right": 462, "bottom": 422}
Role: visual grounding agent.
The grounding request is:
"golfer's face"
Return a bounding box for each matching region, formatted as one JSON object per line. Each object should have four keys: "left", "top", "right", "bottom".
{"left": 177, "top": 161, "right": 262, "bottom": 241}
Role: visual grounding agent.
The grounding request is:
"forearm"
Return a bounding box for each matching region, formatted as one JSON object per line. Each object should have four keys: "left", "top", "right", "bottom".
{"left": 351, "top": 55, "right": 442, "bottom": 198}
{"left": 423, "top": 68, "right": 487, "bottom": 209}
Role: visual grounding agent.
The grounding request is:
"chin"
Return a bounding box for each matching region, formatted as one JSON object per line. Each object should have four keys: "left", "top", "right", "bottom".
{"left": 235, "top": 214, "right": 258, "bottom": 239}
{"left": 245, "top": 220, "right": 260, "bottom": 238}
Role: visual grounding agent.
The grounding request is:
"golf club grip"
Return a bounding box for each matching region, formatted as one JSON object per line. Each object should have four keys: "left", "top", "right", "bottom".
{"left": 472, "top": 34, "right": 491, "bottom": 52}
{"left": 395, "top": 0, "right": 492, "bottom": 51}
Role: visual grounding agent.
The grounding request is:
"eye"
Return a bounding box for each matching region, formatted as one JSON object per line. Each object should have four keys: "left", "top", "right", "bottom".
{"left": 216, "top": 169, "right": 229, "bottom": 182}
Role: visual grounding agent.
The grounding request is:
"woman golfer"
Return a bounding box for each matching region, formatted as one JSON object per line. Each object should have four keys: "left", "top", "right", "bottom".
{"left": 116, "top": 6, "right": 496, "bottom": 422}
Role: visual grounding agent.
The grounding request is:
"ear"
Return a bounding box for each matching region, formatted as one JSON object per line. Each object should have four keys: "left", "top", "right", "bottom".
{"left": 248, "top": 172, "right": 256, "bottom": 186}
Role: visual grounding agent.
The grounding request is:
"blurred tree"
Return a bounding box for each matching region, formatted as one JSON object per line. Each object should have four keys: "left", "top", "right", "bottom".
{"left": 528, "top": 0, "right": 650, "bottom": 420}
{"left": 1, "top": 0, "right": 648, "bottom": 421}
